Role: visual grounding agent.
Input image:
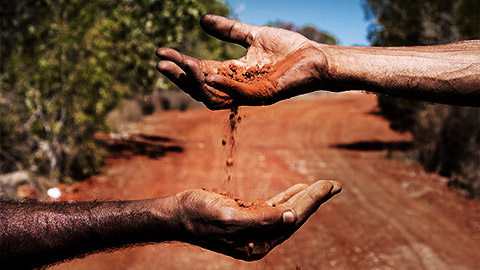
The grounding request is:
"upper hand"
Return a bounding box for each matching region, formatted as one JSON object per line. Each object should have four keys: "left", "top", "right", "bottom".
{"left": 173, "top": 180, "right": 342, "bottom": 261}
{"left": 156, "top": 14, "right": 329, "bottom": 110}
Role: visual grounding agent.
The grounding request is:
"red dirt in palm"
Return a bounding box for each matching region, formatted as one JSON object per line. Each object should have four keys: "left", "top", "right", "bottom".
{"left": 217, "top": 64, "right": 273, "bottom": 83}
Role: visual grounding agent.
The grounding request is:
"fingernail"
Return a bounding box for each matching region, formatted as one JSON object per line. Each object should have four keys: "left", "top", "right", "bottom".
{"left": 331, "top": 182, "right": 342, "bottom": 194}
{"left": 282, "top": 211, "right": 295, "bottom": 224}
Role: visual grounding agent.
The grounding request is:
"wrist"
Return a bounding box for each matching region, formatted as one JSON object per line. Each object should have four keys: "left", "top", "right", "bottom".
{"left": 97, "top": 197, "right": 182, "bottom": 245}
{"left": 309, "top": 42, "right": 349, "bottom": 92}
{"left": 312, "top": 42, "right": 372, "bottom": 92}
{"left": 145, "top": 195, "right": 183, "bottom": 242}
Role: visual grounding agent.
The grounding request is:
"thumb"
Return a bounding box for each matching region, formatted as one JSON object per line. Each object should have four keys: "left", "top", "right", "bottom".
{"left": 285, "top": 180, "right": 342, "bottom": 228}
{"left": 200, "top": 14, "right": 258, "bottom": 48}
{"left": 206, "top": 74, "right": 275, "bottom": 105}
{"left": 242, "top": 204, "right": 297, "bottom": 230}
{"left": 282, "top": 210, "right": 296, "bottom": 225}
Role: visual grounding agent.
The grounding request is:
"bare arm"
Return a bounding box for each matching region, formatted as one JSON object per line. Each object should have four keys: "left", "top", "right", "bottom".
{"left": 156, "top": 15, "right": 479, "bottom": 108}
{"left": 0, "top": 198, "right": 177, "bottom": 269}
{"left": 0, "top": 180, "right": 341, "bottom": 269}
{"left": 320, "top": 41, "right": 480, "bottom": 106}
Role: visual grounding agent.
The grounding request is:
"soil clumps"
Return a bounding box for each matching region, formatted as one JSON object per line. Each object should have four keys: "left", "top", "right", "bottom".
{"left": 234, "top": 197, "right": 269, "bottom": 209}
{"left": 202, "top": 187, "right": 270, "bottom": 210}
{"left": 217, "top": 64, "right": 273, "bottom": 83}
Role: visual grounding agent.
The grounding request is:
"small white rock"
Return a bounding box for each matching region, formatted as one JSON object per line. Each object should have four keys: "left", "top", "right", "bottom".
{"left": 47, "top": 187, "right": 61, "bottom": 199}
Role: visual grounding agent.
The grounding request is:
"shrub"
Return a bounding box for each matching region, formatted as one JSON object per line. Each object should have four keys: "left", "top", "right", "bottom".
{"left": 0, "top": 0, "right": 232, "bottom": 183}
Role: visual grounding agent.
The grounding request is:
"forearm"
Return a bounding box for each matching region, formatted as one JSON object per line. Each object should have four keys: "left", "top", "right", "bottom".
{"left": 0, "top": 198, "right": 179, "bottom": 269}
{"left": 318, "top": 40, "right": 480, "bottom": 106}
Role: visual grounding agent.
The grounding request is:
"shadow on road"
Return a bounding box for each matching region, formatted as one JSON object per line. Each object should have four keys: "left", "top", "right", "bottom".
{"left": 97, "top": 133, "right": 183, "bottom": 159}
{"left": 330, "top": 140, "right": 413, "bottom": 151}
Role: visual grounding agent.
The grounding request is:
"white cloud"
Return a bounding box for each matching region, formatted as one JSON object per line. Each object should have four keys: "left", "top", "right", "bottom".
{"left": 233, "top": 2, "right": 246, "bottom": 19}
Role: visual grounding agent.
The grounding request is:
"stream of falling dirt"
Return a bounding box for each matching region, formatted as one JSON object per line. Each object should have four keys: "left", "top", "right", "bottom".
{"left": 221, "top": 107, "right": 241, "bottom": 196}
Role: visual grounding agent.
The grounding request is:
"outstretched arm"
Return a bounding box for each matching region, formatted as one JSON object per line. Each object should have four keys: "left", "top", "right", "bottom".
{"left": 320, "top": 41, "right": 480, "bottom": 106}
{"left": 0, "top": 198, "right": 177, "bottom": 269}
{"left": 0, "top": 180, "right": 341, "bottom": 269}
{"left": 156, "top": 14, "right": 479, "bottom": 108}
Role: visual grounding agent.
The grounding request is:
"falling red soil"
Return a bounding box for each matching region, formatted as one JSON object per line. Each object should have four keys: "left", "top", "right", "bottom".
{"left": 51, "top": 93, "right": 480, "bottom": 270}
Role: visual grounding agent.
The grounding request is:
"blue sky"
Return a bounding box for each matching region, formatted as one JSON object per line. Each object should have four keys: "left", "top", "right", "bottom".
{"left": 224, "top": 0, "right": 371, "bottom": 46}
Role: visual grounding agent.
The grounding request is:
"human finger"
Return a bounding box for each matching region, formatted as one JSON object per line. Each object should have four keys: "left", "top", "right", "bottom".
{"left": 157, "top": 48, "right": 223, "bottom": 102}
{"left": 156, "top": 61, "right": 234, "bottom": 109}
{"left": 156, "top": 48, "right": 202, "bottom": 85}
{"left": 205, "top": 74, "right": 275, "bottom": 105}
{"left": 156, "top": 60, "right": 203, "bottom": 101}
{"left": 205, "top": 74, "right": 250, "bottom": 96}
{"left": 200, "top": 14, "right": 259, "bottom": 48}
{"left": 156, "top": 60, "right": 185, "bottom": 81}
{"left": 157, "top": 49, "right": 228, "bottom": 87}
{"left": 201, "top": 84, "right": 235, "bottom": 110}
{"left": 156, "top": 48, "right": 201, "bottom": 75}
{"left": 266, "top": 183, "right": 309, "bottom": 206}
{"left": 284, "top": 180, "right": 342, "bottom": 227}
{"left": 156, "top": 47, "right": 187, "bottom": 61}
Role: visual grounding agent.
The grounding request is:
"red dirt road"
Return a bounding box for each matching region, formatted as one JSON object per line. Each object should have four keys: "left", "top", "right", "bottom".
{"left": 52, "top": 93, "right": 480, "bottom": 270}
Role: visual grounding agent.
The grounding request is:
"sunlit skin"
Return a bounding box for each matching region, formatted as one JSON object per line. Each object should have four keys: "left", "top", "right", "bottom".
{"left": 1, "top": 180, "right": 341, "bottom": 269}
{"left": 156, "top": 15, "right": 480, "bottom": 108}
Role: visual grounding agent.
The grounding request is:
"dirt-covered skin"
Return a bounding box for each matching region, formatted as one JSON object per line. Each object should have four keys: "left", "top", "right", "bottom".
{"left": 216, "top": 64, "right": 273, "bottom": 83}
{"left": 52, "top": 94, "right": 480, "bottom": 270}
{"left": 173, "top": 180, "right": 340, "bottom": 261}
{"left": 156, "top": 15, "right": 328, "bottom": 109}
{"left": 202, "top": 187, "right": 271, "bottom": 209}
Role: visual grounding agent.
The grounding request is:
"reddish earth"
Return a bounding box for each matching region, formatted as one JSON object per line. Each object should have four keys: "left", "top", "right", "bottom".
{"left": 217, "top": 64, "right": 273, "bottom": 83}
{"left": 51, "top": 93, "right": 480, "bottom": 270}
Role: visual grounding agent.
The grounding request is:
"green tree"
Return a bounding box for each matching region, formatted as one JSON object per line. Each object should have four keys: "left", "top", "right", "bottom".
{"left": 363, "top": 0, "right": 480, "bottom": 197}
{"left": 1, "top": 0, "right": 234, "bottom": 182}
{"left": 269, "top": 21, "right": 338, "bottom": 45}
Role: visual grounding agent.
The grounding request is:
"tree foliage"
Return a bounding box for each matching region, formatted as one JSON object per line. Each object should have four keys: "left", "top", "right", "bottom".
{"left": 363, "top": 0, "right": 480, "bottom": 198}
{"left": 269, "top": 21, "right": 338, "bottom": 45}
{"left": 365, "top": 0, "right": 479, "bottom": 46}
{"left": 1, "top": 0, "right": 239, "bottom": 182}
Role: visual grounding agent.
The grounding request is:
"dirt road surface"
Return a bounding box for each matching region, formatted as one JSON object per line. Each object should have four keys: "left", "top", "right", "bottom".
{"left": 51, "top": 93, "right": 480, "bottom": 270}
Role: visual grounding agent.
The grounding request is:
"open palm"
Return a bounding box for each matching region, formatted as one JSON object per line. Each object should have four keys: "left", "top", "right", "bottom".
{"left": 174, "top": 180, "right": 342, "bottom": 261}
{"left": 156, "top": 14, "right": 328, "bottom": 109}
